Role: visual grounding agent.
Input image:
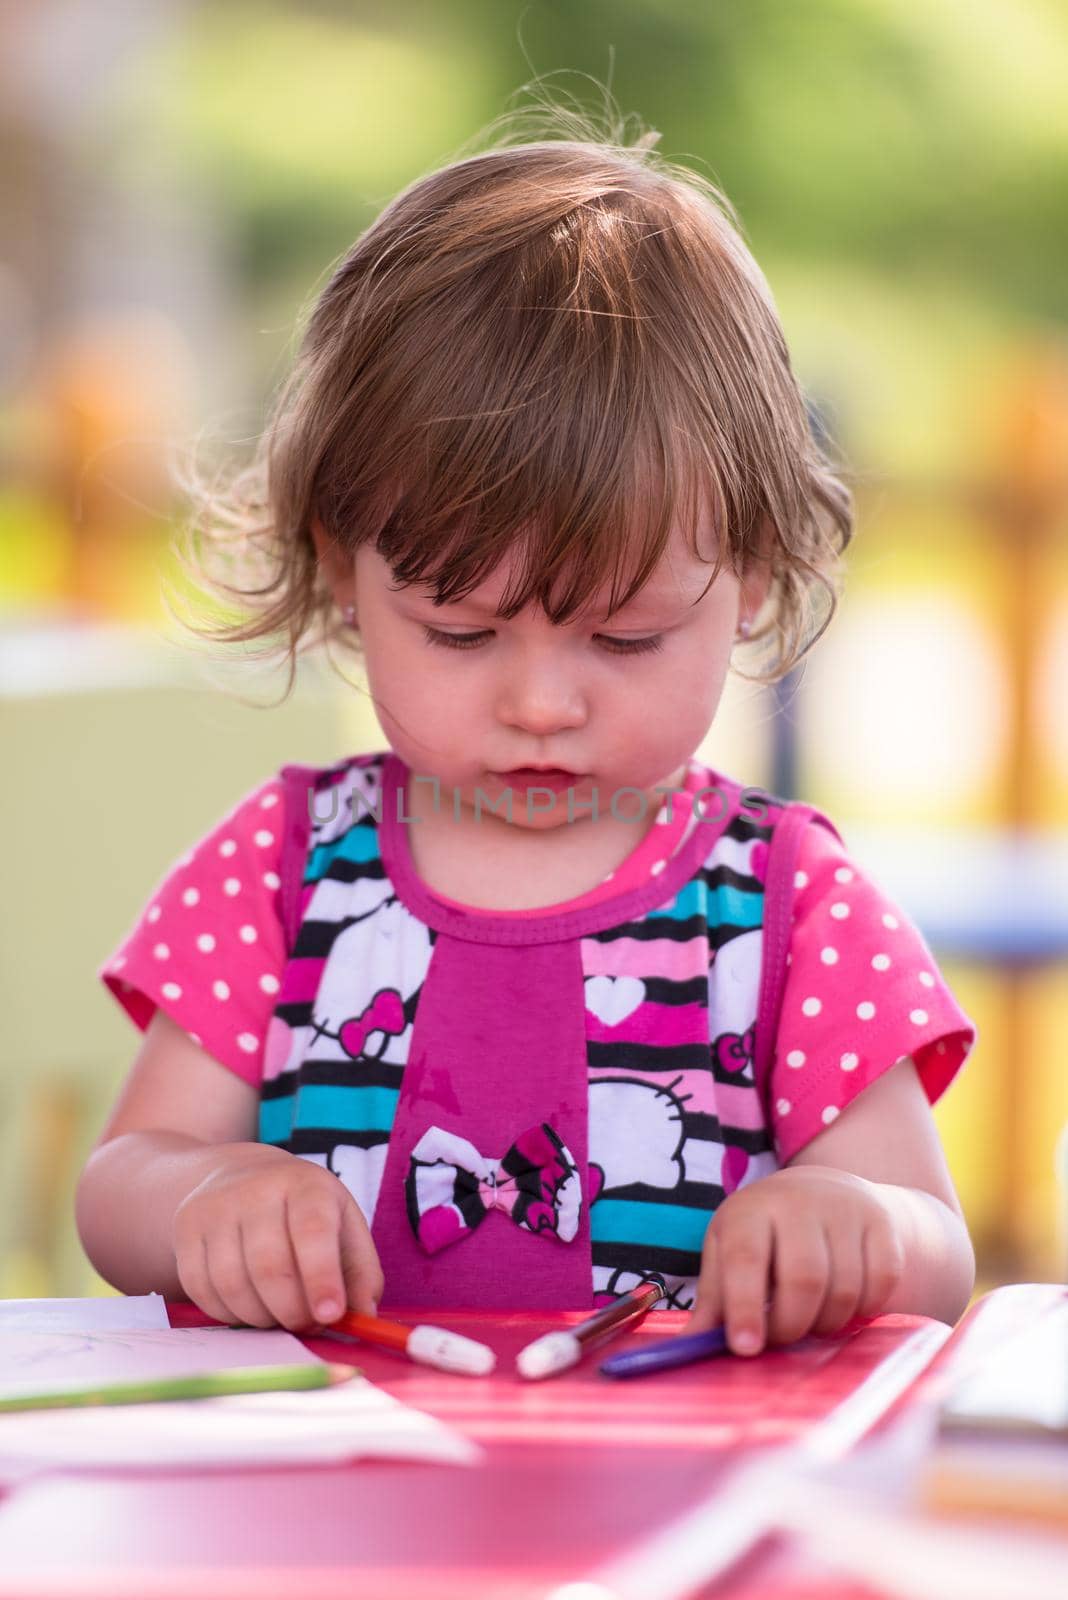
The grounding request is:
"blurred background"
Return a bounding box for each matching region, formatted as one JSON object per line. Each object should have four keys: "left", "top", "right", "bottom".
{"left": 1, "top": 0, "right": 1066, "bottom": 1299}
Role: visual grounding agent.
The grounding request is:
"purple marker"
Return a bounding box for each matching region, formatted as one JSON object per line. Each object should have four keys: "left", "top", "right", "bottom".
{"left": 599, "top": 1324, "right": 731, "bottom": 1378}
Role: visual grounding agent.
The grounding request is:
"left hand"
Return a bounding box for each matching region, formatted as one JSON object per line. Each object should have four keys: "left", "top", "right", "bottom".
{"left": 689, "top": 1165, "right": 905, "bottom": 1355}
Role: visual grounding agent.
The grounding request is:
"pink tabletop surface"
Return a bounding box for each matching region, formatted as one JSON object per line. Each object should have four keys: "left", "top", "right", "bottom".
{"left": 1, "top": 1296, "right": 1051, "bottom": 1600}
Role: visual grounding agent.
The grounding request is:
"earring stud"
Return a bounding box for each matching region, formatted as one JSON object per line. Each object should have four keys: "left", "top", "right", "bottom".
{"left": 342, "top": 603, "right": 357, "bottom": 626}
{"left": 737, "top": 618, "right": 752, "bottom": 640}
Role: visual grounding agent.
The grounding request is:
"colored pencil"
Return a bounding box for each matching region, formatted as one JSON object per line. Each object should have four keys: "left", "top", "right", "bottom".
{"left": 599, "top": 1324, "right": 730, "bottom": 1378}
{"left": 324, "top": 1310, "right": 496, "bottom": 1377}
{"left": 517, "top": 1281, "right": 663, "bottom": 1380}
{"left": 0, "top": 1362, "right": 359, "bottom": 1413}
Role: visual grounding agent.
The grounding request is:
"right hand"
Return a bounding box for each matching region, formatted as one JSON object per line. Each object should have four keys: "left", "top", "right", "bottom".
{"left": 173, "top": 1143, "right": 384, "bottom": 1331}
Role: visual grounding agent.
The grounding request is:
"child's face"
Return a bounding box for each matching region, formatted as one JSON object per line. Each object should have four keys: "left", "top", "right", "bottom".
{"left": 339, "top": 514, "right": 762, "bottom": 832}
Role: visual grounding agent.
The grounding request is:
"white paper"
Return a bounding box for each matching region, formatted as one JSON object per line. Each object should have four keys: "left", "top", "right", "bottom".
{"left": 0, "top": 1294, "right": 170, "bottom": 1334}
{"left": 0, "top": 1325, "right": 318, "bottom": 1400}
{"left": 941, "top": 1298, "right": 1068, "bottom": 1434}
{"left": 0, "top": 1377, "right": 480, "bottom": 1477}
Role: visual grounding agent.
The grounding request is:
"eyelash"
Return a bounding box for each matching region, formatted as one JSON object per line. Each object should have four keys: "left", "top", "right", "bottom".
{"left": 421, "top": 628, "right": 664, "bottom": 657}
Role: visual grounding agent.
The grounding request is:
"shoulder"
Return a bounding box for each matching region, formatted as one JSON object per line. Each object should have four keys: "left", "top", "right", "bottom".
{"left": 279, "top": 750, "right": 391, "bottom": 845}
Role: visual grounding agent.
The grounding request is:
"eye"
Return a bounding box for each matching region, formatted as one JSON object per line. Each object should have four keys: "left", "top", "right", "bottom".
{"left": 595, "top": 634, "right": 665, "bottom": 656}
{"left": 422, "top": 624, "right": 495, "bottom": 649}
{"left": 420, "top": 625, "right": 663, "bottom": 655}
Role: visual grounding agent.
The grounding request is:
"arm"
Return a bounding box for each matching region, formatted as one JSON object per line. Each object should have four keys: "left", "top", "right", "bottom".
{"left": 691, "top": 1057, "right": 975, "bottom": 1351}
{"left": 75, "top": 1010, "right": 383, "bottom": 1327}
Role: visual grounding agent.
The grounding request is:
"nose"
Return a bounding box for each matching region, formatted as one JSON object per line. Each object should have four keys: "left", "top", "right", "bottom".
{"left": 495, "top": 649, "right": 588, "bottom": 736}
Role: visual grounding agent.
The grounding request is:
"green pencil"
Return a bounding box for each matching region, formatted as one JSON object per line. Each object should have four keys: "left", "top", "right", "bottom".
{"left": 0, "top": 1362, "right": 360, "bottom": 1413}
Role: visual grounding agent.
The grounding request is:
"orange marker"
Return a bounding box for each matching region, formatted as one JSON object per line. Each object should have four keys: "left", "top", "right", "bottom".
{"left": 323, "top": 1310, "right": 496, "bottom": 1376}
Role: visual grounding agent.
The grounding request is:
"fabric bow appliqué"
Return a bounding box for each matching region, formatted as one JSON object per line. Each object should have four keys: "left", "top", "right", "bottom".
{"left": 406, "top": 1124, "right": 582, "bottom": 1255}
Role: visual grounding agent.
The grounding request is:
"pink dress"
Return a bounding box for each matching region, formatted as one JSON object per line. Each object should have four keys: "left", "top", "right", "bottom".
{"left": 100, "top": 753, "right": 975, "bottom": 1311}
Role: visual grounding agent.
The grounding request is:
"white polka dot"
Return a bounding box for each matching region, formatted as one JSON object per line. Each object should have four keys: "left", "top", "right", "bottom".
{"left": 650, "top": 860, "right": 667, "bottom": 876}
{"left": 253, "top": 830, "right": 274, "bottom": 849}
{"left": 834, "top": 867, "right": 854, "bottom": 884}
{"left": 786, "top": 1049, "right": 806, "bottom": 1068}
{"left": 260, "top": 792, "right": 279, "bottom": 809}
{"left": 840, "top": 1052, "right": 859, "bottom": 1072}
{"left": 181, "top": 887, "right": 200, "bottom": 908}
{"left": 259, "top": 974, "right": 280, "bottom": 995}
{"left": 223, "top": 878, "right": 241, "bottom": 896}
{"left": 936, "top": 1041, "right": 947, "bottom": 1055}
{"left": 919, "top": 971, "right": 935, "bottom": 988}
{"left": 794, "top": 871, "right": 808, "bottom": 889}
{"left": 263, "top": 872, "right": 281, "bottom": 891}
{"left": 219, "top": 839, "right": 237, "bottom": 858}
{"left": 152, "top": 943, "right": 170, "bottom": 961}
{"left": 871, "top": 953, "right": 891, "bottom": 971}
{"left": 821, "top": 1105, "right": 839, "bottom": 1125}
{"left": 910, "top": 1009, "right": 929, "bottom": 1026}
{"left": 786, "top": 953, "right": 792, "bottom": 966}
{"left": 882, "top": 913, "right": 899, "bottom": 930}
{"left": 147, "top": 905, "right": 162, "bottom": 924}
{"left": 213, "top": 980, "right": 230, "bottom": 1001}
{"left": 112, "top": 954, "right": 126, "bottom": 970}
{"left": 820, "top": 947, "right": 839, "bottom": 965}
{"left": 161, "top": 982, "right": 182, "bottom": 1001}
{"left": 197, "top": 933, "right": 216, "bottom": 953}
{"left": 776, "top": 1099, "right": 792, "bottom": 1116}
{"left": 830, "top": 902, "right": 850, "bottom": 920}
{"left": 237, "top": 1032, "right": 259, "bottom": 1054}
{"left": 857, "top": 1001, "right": 876, "bottom": 1020}
{"left": 801, "top": 997, "right": 822, "bottom": 1017}
{"left": 239, "top": 925, "right": 258, "bottom": 944}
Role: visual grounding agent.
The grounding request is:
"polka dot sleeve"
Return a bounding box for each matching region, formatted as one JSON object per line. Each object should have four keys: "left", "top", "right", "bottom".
{"left": 770, "top": 817, "right": 976, "bottom": 1164}
{"left": 97, "top": 778, "right": 287, "bottom": 1084}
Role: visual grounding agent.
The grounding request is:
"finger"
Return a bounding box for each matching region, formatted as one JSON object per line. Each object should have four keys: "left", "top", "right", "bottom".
{"left": 338, "top": 1197, "right": 385, "bottom": 1316}
{"left": 204, "top": 1225, "right": 276, "bottom": 1328}
{"left": 241, "top": 1199, "right": 315, "bottom": 1331}
{"left": 766, "top": 1217, "right": 829, "bottom": 1346}
{"left": 718, "top": 1212, "right": 774, "bottom": 1355}
{"left": 175, "top": 1232, "right": 232, "bottom": 1327}
{"left": 858, "top": 1213, "right": 905, "bottom": 1319}
{"left": 689, "top": 1229, "right": 726, "bottom": 1333}
{"left": 811, "top": 1224, "right": 864, "bottom": 1337}
{"left": 285, "top": 1186, "right": 350, "bottom": 1326}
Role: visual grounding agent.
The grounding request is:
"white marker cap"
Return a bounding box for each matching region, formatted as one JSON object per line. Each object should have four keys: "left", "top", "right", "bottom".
{"left": 407, "top": 1324, "right": 496, "bottom": 1376}
{"left": 516, "top": 1330, "right": 581, "bottom": 1381}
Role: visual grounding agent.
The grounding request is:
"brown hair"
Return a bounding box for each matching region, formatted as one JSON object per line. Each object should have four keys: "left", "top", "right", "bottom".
{"left": 175, "top": 97, "right": 852, "bottom": 693}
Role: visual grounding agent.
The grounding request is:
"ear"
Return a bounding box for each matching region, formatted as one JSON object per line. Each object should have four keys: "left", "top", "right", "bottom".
{"left": 311, "top": 516, "right": 357, "bottom": 616}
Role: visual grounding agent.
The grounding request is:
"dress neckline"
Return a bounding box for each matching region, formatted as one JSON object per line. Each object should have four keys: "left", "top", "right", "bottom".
{"left": 377, "top": 753, "right": 736, "bottom": 946}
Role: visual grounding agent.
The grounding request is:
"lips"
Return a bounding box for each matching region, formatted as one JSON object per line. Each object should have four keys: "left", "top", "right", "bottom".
{"left": 501, "top": 768, "right": 578, "bottom": 778}
{"left": 494, "top": 768, "right": 584, "bottom": 789}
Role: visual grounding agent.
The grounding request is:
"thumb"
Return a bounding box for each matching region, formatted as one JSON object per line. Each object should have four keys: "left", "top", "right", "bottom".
{"left": 338, "top": 1196, "right": 385, "bottom": 1316}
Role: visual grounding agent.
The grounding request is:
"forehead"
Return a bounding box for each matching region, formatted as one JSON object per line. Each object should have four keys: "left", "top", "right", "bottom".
{"left": 383, "top": 508, "right": 726, "bottom": 620}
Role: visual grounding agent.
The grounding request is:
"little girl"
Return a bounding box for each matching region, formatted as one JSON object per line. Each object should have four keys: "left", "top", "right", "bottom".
{"left": 77, "top": 119, "right": 976, "bottom": 1357}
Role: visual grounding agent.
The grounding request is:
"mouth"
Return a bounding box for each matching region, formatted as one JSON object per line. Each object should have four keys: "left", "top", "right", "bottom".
{"left": 493, "top": 767, "right": 585, "bottom": 789}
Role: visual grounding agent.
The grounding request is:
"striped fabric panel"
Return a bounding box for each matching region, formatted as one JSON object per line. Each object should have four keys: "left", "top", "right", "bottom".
{"left": 583, "top": 808, "right": 777, "bottom": 1298}
{"left": 258, "top": 755, "right": 414, "bottom": 1158}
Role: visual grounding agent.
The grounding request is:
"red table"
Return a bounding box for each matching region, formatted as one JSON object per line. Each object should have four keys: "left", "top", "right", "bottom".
{"left": 0, "top": 1295, "right": 1054, "bottom": 1600}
